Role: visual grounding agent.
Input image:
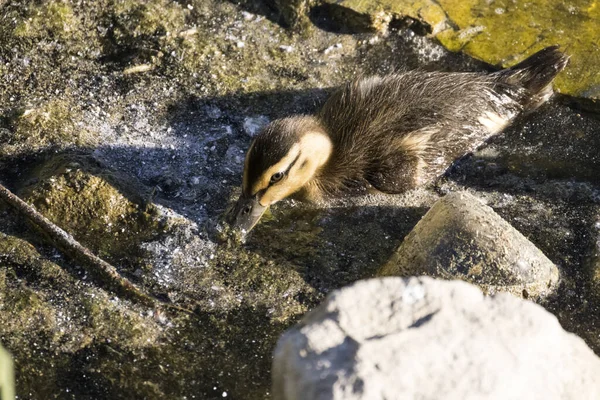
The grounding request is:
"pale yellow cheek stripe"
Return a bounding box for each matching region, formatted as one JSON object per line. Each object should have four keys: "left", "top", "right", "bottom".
{"left": 258, "top": 131, "right": 332, "bottom": 206}
{"left": 250, "top": 144, "right": 301, "bottom": 195}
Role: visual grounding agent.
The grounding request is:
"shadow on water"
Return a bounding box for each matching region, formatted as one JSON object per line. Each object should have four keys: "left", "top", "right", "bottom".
{"left": 245, "top": 203, "right": 429, "bottom": 291}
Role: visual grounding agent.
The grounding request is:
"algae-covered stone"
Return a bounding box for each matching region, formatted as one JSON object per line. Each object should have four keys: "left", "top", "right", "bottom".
{"left": 322, "top": 0, "right": 448, "bottom": 34}
{"left": 0, "top": 101, "right": 96, "bottom": 160}
{"left": 321, "top": 0, "right": 600, "bottom": 99}
{"left": 13, "top": 2, "right": 80, "bottom": 40}
{"left": 17, "top": 155, "right": 164, "bottom": 267}
{"left": 379, "top": 191, "right": 559, "bottom": 298}
{"left": 272, "top": 0, "right": 318, "bottom": 28}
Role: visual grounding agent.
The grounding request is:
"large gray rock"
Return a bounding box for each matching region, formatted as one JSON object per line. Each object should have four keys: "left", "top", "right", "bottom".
{"left": 379, "top": 191, "right": 559, "bottom": 299}
{"left": 272, "top": 277, "right": 600, "bottom": 400}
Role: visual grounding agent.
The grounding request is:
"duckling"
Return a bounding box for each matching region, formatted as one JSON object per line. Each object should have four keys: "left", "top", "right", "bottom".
{"left": 229, "top": 46, "right": 569, "bottom": 232}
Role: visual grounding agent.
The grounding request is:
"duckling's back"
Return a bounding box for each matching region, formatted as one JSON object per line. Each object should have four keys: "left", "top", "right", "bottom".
{"left": 317, "top": 46, "right": 568, "bottom": 194}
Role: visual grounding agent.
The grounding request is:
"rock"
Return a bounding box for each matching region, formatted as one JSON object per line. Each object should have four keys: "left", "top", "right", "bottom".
{"left": 379, "top": 191, "right": 559, "bottom": 299}
{"left": 320, "top": 0, "right": 600, "bottom": 99}
{"left": 17, "top": 155, "right": 164, "bottom": 266}
{"left": 272, "top": 277, "right": 600, "bottom": 400}
{"left": 243, "top": 115, "right": 270, "bottom": 137}
{"left": 271, "top": 0, "right": 317, "bottom": 28}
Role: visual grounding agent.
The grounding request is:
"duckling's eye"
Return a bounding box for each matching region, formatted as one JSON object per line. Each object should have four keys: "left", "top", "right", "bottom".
{"left": 270, "top": 172, "right": 284, "bottom": 184}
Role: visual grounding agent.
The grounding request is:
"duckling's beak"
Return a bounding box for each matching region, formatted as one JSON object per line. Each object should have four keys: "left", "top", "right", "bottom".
{"left": 229, "top": 194, "right": 268, "bottom": 233}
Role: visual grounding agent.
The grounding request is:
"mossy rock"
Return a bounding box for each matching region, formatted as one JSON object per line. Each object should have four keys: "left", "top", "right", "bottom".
{"left": 13, "top": 2, "right": 81, "bottom": 40}
{"left": 0, "top": 100, "right": 96, "bottom": 160}
{"left": 17, "top": 154, "right": 165, "bottom": 269}
{"left": 320, "top": 0, "right": 600, "bottom": 99}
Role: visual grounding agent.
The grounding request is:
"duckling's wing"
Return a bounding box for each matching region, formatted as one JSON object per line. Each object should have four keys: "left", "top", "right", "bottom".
{"left": 365, "top": 127, "right": 436, "bottom": 193}
{"left": 320, "top": 48, "right": 568, "bottom": 194}
{"left": 323, "top": 72, "right": 521, "bottom": 191}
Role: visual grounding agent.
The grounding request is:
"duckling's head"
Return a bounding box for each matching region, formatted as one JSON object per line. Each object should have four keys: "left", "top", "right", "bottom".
{"left": 229, "top": 116, "right": 332, "bottom": 233}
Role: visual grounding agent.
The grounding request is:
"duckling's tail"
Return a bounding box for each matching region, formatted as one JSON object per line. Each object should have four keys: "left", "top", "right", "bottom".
{"left": 497, "top": 46, "right": 569, "bottom": 107}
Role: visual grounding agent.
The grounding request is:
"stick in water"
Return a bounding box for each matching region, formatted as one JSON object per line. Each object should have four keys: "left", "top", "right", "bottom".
{"left": 0, "top": 181, "right": 155, "bottom": 307}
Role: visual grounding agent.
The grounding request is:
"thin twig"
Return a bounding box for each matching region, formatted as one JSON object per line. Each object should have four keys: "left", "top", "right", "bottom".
{"left": 0, "top": 180, "right": 156, "bottom": 307}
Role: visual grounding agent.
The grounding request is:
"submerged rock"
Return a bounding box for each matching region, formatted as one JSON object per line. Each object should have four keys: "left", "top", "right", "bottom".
{"left": 17, "top": 154, "right": 165, "bottom": 268}
{"left": 379, "top": 191, "right": 559, "bottom": 299}
{"left": 273, "top": 277, "right": 600, "bottom": 400}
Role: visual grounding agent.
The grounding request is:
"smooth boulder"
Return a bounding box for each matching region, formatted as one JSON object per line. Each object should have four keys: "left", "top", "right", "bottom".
{"left": 379, "top": 191, "right": 559, "bottom": 299}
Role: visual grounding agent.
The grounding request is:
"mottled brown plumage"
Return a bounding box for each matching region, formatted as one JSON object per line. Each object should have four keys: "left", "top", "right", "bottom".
{"left": 230, "top": 46, "right": 569, "bottom": 232}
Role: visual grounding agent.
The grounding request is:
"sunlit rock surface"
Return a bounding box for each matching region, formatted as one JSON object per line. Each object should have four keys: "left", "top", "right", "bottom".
{"left": 16, "top": 154, "right": 164, "bottom": 266}
{"left": 317, "top": 0, "right": 600, "bottom": 99}
{"left": 380, "top": 191, "right": 560, "bottom": 299}
{"left": 273, "top": 277, "right": 600, "bottom": 400}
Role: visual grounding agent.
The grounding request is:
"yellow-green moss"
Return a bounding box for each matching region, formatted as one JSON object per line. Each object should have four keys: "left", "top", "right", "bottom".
{"left": 0, "top": 236, "right": 58, "bottom": 336}
{"left": 113, "top": 0, "right": 186, "bottom": 38}
{"left": 14, "top": 2, "right": 80, "bottom": 40}
{"left": 81, "top": 298, "right": 161, "bottom": 349}
{"left": 325, "top": 0, "right": 600, "bottom": 98}
{"left": 18, "top": 155, "right": 164, "bottom": 266}
{"left": 1, "top": 100, "right": 95, "bottom": 159}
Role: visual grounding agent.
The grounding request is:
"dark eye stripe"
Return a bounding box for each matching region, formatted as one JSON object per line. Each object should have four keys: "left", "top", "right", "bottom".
{"left": 285, "top": 153, "right": 301, "bottom": 174}
{"left": 268, "top": 153, "right": 301, "bottom": 188}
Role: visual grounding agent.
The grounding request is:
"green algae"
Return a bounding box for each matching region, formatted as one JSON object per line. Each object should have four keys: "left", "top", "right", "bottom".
{"left": 13, "top": 2, "right": 80, "bottom": 40}
{"left": 0, "top": 225, "right": 314, "bottom": 399}
{"left": 436, "top": 0, "right": 600, "bottom": 98}
{"left": 16, "top": 155, "right": 165, "bottom": 269}
{"left": 322, "top": 0, "right": 600, "bottom": 99}
{"left": 0, "top": 232, "right": 167, "bottom": 398}
{"left": 112, "top": 0, "right": 186, "bottom": 38}
{"left": 1, "top": 100, "right": 95, "bottom": 159}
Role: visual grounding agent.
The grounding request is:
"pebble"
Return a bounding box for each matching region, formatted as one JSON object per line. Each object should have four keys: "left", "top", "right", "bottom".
{"left": 243, "top": 115, "right": 270, "bottom": 137}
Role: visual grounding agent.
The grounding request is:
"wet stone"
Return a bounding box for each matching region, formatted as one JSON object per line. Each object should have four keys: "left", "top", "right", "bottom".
{"left": 17, "top": 154, "right": 165, "bottom": 269}
{"left": 379, "top": 191, "right": 560, "bottom": 299}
